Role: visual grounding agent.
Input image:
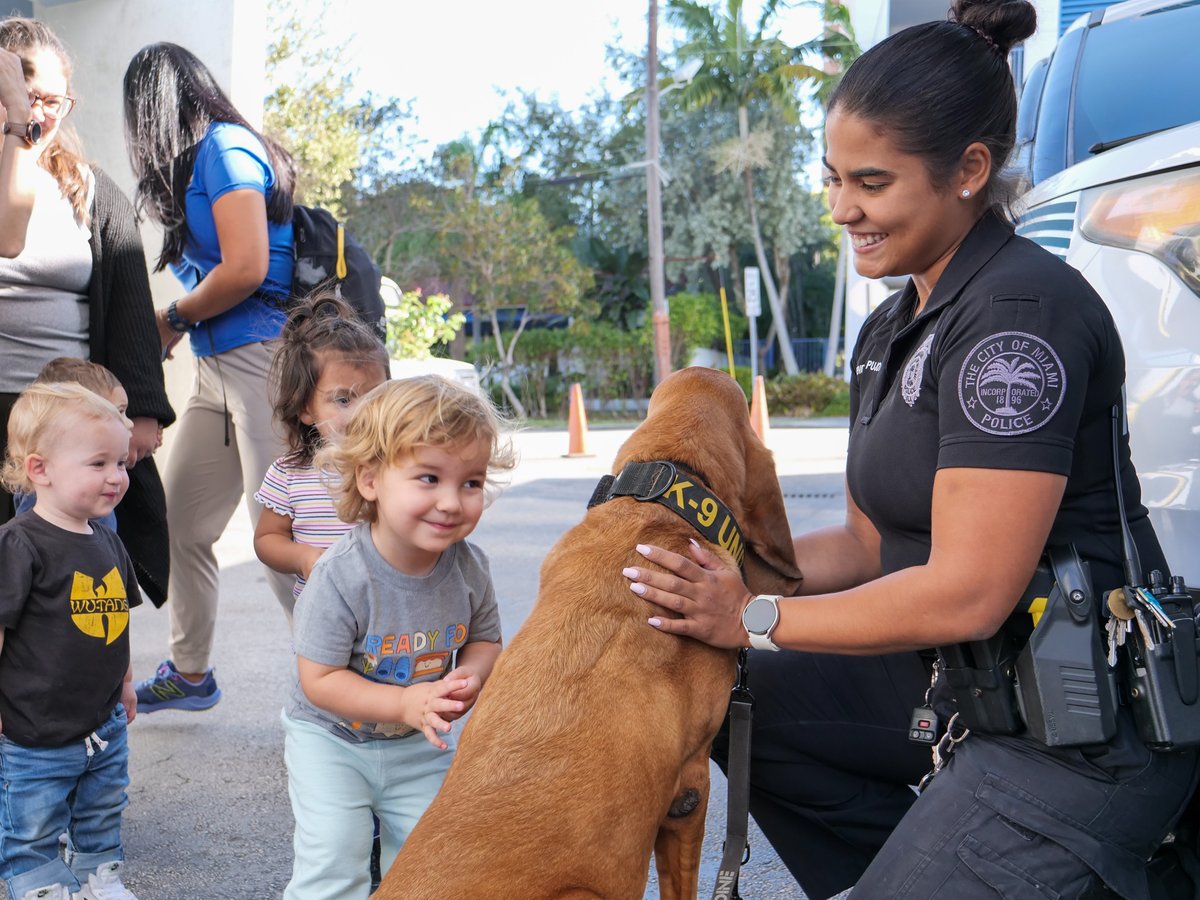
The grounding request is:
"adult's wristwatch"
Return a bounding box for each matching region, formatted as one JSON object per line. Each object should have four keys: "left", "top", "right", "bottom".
{"left": 165, "top": 299, "right": 195, "bottom": 333}
{"left": 742, "top": 594, "right": 783, "bottom": 651}
{"left": 3, "top": 120, "right": 41, "bottom": 146}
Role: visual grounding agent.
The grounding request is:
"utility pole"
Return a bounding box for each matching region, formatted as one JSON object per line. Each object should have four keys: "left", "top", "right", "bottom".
{"left": 646, "top": 0, "right": 672, "bottom": 386}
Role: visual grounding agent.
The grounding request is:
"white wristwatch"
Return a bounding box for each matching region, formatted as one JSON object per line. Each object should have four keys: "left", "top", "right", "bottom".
{"left": 742, "top": 594, "right": 783, "bottom": 651}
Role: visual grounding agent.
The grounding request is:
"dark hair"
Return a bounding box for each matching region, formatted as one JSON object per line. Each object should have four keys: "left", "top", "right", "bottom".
{"left": 828, "top": 0, "right": 1036, "bottom": 210}
{"left": 270, "top": 291, "right": 390, "bottom": 466}
{"left": 122, "top": 42, "right": 296, "bottom": 272}
{"left": 0, "top": 18, "right": 90, "bottom": 223}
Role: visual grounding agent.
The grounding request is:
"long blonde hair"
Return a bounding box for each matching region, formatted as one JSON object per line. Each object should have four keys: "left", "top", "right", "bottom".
{"left": 0, "top": 17, "right": 90, "bottom": 225}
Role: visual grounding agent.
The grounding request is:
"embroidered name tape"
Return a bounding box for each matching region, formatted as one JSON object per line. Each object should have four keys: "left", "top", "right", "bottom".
{"left": 588, "top": 461, "right": 746, "bottom": 567}
{"left": 958, "top": 330, "right": 1065, "bottom": 435}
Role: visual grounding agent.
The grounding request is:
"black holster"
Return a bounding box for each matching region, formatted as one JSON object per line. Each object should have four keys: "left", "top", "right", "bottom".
{"left": 938, "top": 545, "right": 1118, "bottom": 747}
{"left": 1013, "top": 545, "right": 1118, "bottom": 747}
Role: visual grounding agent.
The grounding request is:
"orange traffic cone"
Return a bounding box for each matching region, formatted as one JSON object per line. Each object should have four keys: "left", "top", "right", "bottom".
{"left": 564, "top": 383, "right": 594, "bottom": 458}
{"left": 749, "top": 375, "right": 770, "bottom": 443}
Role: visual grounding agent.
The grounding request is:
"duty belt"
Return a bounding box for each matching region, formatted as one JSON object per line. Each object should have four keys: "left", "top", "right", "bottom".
{"left": 587, "top": 460, "right": 746, "bottom": 568}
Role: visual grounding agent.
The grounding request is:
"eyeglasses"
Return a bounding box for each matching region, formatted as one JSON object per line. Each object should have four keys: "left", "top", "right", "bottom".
{"left": 28, "top": 91, "right": 76, "bottom": 118}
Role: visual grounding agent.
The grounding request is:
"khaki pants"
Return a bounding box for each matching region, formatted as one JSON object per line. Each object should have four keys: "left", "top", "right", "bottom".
{"left": 163, "top": 340, "right": 293, "bottom": 673}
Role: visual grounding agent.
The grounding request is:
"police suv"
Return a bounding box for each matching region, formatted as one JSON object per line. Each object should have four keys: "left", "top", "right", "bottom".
{"left": 1014, "top": 0, "right": 1200, "bottom": 584}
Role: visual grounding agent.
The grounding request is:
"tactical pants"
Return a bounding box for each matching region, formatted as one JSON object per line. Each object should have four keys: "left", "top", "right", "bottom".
{"left": 713, "top": 649, "right": 1200, "bottom": 900}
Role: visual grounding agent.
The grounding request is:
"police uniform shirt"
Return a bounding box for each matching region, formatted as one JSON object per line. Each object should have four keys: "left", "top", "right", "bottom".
{"left": 846, "top": 211, "right": 1164, "bottom": 586}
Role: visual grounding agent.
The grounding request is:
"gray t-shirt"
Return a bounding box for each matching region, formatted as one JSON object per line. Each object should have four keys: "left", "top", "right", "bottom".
{"left": 287, "top": 523, "right": 501, "bottom": 743}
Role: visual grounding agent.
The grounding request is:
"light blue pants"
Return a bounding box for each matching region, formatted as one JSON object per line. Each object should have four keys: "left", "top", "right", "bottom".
{"left": 281, "top": 712, "right": 454, "bottom": 900}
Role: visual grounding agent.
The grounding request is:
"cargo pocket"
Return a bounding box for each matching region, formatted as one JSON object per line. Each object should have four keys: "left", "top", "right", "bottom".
{"left": 958, "top": 833, "right": 1061, "bottom": 899}
{"left": 975, "top": 773, "right": 1149, "bottom": 900}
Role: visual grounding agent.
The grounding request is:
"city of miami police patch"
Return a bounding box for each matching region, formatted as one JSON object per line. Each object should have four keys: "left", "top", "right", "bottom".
{"left": 957, "top": 331, "right": 1065, "bottom": 435}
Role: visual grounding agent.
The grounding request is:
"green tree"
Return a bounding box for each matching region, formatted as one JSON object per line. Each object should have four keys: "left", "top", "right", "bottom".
{"left": 572, "top": 236, "right": 650, "bottom": 329}
{"left": 597, "top": 94, "right": 830, "bottom": 346}
{"left": 665, "top": 0, "right": 821, "bottom": 373}
{"left": 346, "top": 177, "right": 445, "bottom": 286}
{"left": 384, "top": 288, "right": 465, "bottom": 360}
{"left": 792, "top": 0, "right": 861, "bottom": 111}
{"left": 264, "top": 0, "right": 409, "bottom": 213}
{"left": 656, "top": 291, "right": 745, "bottom": 369}
{"left": 439, "top": 194, "right": 593, "bottom": 419}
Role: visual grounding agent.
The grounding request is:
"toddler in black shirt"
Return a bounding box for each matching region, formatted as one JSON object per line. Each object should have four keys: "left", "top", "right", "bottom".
{"left": 0, "top": 382, "right": 141, "bottom": 900}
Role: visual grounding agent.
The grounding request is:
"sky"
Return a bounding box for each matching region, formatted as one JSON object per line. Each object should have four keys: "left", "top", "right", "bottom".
{"left": 332, "top": 1, "right": 825, "bottom": 160}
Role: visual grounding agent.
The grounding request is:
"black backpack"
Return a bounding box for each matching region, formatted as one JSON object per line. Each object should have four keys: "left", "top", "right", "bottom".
{"left": 291, "top": 205, "right": 387, "bottom": 341}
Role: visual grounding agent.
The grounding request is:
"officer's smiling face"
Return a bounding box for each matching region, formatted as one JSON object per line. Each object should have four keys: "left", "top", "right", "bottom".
{"left": 823, "top": 109, "right": 983, "bottom": 304}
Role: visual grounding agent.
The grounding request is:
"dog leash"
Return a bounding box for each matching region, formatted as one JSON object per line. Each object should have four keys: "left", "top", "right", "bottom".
{"left": 713, "top": 649, "right": 754, "bottom": 900}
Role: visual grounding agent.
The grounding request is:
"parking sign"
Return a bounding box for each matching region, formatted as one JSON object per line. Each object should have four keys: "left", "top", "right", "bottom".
{"left": 744, "top": 267, "right": 761, "bottom": 317}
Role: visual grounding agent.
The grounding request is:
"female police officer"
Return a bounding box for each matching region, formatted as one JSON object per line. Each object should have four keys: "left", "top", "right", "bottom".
{"left": 620, "top": 0, "right": 1200, "bottom": 896}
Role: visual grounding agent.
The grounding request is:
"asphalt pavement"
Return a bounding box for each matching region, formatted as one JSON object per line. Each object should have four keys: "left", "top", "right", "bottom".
{"left": 115, "top": 420, "right": 851, "bottom": 900}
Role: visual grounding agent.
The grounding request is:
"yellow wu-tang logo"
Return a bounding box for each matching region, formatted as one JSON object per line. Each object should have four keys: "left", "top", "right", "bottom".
{"left": 69, "top": 568, "right": 129, "bottom": 645}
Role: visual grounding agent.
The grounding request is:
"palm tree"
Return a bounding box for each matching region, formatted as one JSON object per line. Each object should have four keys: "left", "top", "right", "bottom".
{"left": 666, "top": 0, "right": 822, "bottom": 374}
{"left": 785, "top": 1, "right": 862, "bottom": 378}
{"left": 792, "top": 1, "right": 861, "bottom": 110}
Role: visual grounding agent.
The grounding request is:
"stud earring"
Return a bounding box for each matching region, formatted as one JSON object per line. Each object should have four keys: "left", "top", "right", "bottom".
{"left": 962, "top": 189, "right": 971, "bottom": 198}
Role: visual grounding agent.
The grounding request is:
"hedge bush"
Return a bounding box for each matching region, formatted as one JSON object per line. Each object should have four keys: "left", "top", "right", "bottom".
{"left": 765, "top": 372, "right": 848, "bottom": 417}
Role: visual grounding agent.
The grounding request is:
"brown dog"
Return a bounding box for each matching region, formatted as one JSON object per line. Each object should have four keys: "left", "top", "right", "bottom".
{"left": 378, "top": 367, "right": 803, "bottom": 899}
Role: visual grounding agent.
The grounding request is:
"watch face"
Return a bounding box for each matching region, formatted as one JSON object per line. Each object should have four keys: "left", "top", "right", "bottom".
{"left": 4, "top": 121, "right": 41, "bottom": 144}
{"left": 743, "top": 597, "right": 779, "bottom": 634}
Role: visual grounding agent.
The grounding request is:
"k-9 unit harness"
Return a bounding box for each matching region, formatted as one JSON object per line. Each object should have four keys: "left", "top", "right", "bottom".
{"left": 929, "top": 403, "right": 1200, "bottom": 752}
{"left": 587, "top": 460, "right": 747, "bottom": 566}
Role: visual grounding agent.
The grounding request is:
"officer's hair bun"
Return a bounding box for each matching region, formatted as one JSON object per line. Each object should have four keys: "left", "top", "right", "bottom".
{"left": 951, "top": 0, "right": 1037, "bottom": 56}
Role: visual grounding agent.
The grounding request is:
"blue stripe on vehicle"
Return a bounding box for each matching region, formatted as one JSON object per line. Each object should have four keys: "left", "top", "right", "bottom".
{"left": 1029, "top": 235, "right": 1072, "bottom": 249}
{"left": 1022, "top": 200, "right": 1078, "bottom": 219}
{"left": 1017, "top": 217, "right": 1076, "bottom": 235}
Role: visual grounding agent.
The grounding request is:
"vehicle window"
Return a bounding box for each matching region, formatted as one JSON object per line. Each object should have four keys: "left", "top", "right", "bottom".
{"left": 1016, "top": 56, "right": 1050, "bottom": 145}
{"left": 1012, "top": 56, "right": 1051, "bottom": 186}
{"left": 1031, "top": 26, "right": 1085, "bottom": 185}
{"left": 1072, "top": 2, "right": 1200, "bottom": 164}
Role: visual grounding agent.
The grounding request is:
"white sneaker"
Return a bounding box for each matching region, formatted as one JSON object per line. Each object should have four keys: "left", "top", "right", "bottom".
{"left": 20, "top": 885, "right": 70, "bottom": 900}
{"left": 71, "top": 861, "right": 138, "bottom": 900}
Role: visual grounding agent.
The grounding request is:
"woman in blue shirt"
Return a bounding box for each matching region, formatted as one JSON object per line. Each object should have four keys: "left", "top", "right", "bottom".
{"left": 123, "top": 43, "right": 297, "bottom": 712}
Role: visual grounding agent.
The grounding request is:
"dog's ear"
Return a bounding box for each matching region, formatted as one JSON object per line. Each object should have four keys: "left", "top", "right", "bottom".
{"left": 740, "top": 435, "right": 804, "bottom": 596}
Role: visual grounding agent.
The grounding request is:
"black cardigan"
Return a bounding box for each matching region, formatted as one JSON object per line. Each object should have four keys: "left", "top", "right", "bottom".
{"left": 88, "top": 170, "right": 175, "bottom": 607}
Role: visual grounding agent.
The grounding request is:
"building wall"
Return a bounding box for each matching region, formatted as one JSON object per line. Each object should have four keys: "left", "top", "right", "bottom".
{"left": 1025, "top": 0, "right": 1063, "bottom": 68}
{"left": 33, "top": 0, "right": 265, "bottom": 197}
{"left": 30, "top": 0, "right": 267, "bottom": 450}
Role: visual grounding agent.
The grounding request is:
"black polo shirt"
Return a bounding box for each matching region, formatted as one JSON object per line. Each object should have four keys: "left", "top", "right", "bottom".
{"left": 846, "top": 211, "right": 1164, "bottom": 589}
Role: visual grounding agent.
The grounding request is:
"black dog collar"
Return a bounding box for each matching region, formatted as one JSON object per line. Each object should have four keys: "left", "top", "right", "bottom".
{"left": 587, "top": 460, "right": 746, "bottom": 567}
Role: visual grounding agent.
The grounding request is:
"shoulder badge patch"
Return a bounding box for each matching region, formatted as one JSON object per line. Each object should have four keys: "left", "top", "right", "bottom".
{"left": 902, "top": 332, "right": 935, "bottom": 407}
{"left": 957, "top": 331, "right": 1065, "bottom": 434}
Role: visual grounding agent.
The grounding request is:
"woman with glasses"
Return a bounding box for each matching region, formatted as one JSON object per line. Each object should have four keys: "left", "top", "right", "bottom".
{"left": 0, "top": 18, "right": 174, "bottom": 601}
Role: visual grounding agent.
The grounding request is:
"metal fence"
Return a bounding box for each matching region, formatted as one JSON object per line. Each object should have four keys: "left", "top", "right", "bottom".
{"left": 733, "top": 337, "right": 840, "bottom": 374}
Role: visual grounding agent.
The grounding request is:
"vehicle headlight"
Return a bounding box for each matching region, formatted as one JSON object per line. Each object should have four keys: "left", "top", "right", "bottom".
{"left": 1079, "top": 167, "right": 1200, "bottom": 297}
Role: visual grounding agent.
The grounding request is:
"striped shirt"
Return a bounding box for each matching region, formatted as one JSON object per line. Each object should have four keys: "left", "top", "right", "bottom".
{"left": 254, "top": 458, "right": 356, "bottom": 599}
